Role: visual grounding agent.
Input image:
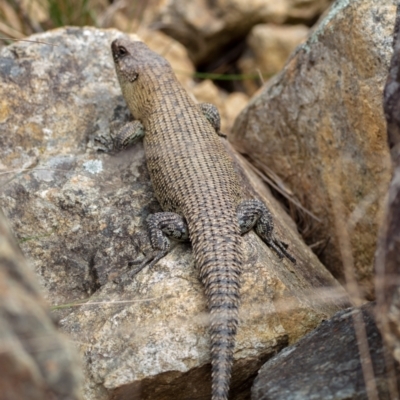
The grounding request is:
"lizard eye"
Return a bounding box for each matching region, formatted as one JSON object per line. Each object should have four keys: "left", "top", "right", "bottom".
{"left": 117, "top": 46, "right": 128, "bottom": 58}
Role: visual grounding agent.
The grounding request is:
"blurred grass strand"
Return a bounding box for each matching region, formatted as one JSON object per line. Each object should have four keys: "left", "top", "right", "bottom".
{"left": 176, "top": 70, "right": 272, "bottom": 81}
{"left": 327, "top": 157, "right": 379, "bottom": 400}
{"left": 0, "top": 0, "right": 99, "bottom": 40}
{"left": 45, "top": 0, "right": 96, "bottom": 27}
{"left": 0, "top": 20, "right": 24, "bottom": 39}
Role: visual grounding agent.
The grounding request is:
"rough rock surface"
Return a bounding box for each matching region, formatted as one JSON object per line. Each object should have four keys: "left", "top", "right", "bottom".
{"left": 376, "top": 4, "right": 400, "bottom": 367}
{"left": 252, "top": 303, "right": 400, "bottom": 400}
{"left": 231, "top": 0, "right": 395, "bottom": 299}
{"left": 153, "top": 0, "right": 332, "bottom": 64}
{"left": 0, "top": 209, "right": 82, "bottom": 400}
{"left": 0, "top": 27, "right": 347, "bottom": 400}
{"left": 239, "top": 24, "right": 309, "bottom": 95}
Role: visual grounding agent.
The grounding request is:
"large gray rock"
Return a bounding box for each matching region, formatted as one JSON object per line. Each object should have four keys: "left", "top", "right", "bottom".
{"left": 0, "top": 27, "right": 347, "bottom": 400}
{"left": 252, "top": 303, "right": 400, "bottom": 400}
{"left": 0, "top": 209, "right": 82, "bottom": 400}
{"left": 231, "top": 0, "right": 395, "bottom": 299}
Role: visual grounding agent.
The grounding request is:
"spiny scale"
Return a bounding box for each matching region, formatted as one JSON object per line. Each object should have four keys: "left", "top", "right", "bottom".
{"left": 111, "top": 37, "right": 295, "bottom": 400}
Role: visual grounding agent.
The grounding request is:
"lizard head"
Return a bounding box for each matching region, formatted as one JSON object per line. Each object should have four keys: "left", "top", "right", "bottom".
{"left": 111, "top": 38, "right": 173, "bottom": 116}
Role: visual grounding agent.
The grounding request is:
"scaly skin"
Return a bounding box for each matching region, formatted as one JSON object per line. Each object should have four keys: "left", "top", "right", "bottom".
{"left": 111, "top": 37, "right": 295, "bottom": 400}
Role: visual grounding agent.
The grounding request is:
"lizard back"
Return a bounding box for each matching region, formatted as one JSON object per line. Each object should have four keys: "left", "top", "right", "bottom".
{"left": 112, "top": 38, "right": 244, "bottom": 400}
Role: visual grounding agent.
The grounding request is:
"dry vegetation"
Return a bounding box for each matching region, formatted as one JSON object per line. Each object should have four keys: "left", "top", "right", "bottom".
{"left": 0, "top": 0, "right": 160, "bottom": 44}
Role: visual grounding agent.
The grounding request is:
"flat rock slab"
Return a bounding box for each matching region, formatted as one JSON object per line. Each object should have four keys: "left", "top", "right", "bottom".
{"left": 231, "top": 0, "right": 396, "bottom": 299}
{"left": 0, "top": 28, "right": 347, "bottom": 399}
{"left": 252, "top": 303, "right": 400, "bottom": 400}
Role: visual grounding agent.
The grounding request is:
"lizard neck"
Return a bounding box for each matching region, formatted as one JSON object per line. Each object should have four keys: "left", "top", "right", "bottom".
{"left": 122, "top": 72, "right": 190, "bottom": 121}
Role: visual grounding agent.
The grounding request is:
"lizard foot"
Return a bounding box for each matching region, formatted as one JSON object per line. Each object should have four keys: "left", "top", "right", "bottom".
{"left": 237, "top": 199, "right": 296, "bottom": 264}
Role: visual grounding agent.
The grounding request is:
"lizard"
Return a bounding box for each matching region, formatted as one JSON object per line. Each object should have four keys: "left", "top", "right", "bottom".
{"left": 110, "top": 37, "right": 296, "bottom": 400}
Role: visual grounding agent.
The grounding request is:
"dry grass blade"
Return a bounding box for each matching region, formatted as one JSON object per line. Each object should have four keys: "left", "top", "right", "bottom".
{"left": 0, "top": 0, "right": 23, "bottom": 34}
{"left": 0, "top": 36, "right": 57, "bottom": 45}
{"left": 97, "top": 0, "right": 126, "bottom": 28}
{"left": 327, "top": 160, "right": 379, "bottom": 400}
{"left": 256, "top": 68, "right": 264, "bottom": 85}
{"left": 8, "top": 0, "right": 43, "bottom": 33}
{"left": 0, "top": 21, "right": 24, "bottom": 39}
{"left": 52, "top": 296, "right": 167, "bottom": 310}
{"left": 251, "top": 157, "right": 294, "bottom": 196}
{"left": 242, "top": 155, "right": 322, "bottom": 223}
{"left": 128, "top": 0, "right": 152, "bottom": 32}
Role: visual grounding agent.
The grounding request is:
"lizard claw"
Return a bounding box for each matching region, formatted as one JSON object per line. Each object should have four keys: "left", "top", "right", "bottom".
{"left": 128, "top": 259, "right": 143, "bottom": 266}
{"left": 112, "top": 254, "right": 154, "bottom": 284}
{"left": 274, "top": 238, "right": 296, "bottom": 264}
{"left": 114, "top": 243, "right": 176, "bottom": 284}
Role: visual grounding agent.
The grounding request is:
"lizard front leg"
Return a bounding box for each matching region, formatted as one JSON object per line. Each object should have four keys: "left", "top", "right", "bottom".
{"left": 198, "top": 103, "right": 226, "bottom": 138}
{"left": 111, "top": 120, "right": 145, "bottom": 151}
{"left": 237, "top": 199, "right": 296, "bottom": 263}
{"left": 128, "top": 212, "right": 189, "bottom": 277}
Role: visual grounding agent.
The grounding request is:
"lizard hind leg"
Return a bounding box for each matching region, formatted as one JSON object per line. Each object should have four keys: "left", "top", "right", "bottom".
{"left": 128, "top": 212, "right": 189, "bottom": 277}
{"left": 237, "top": 199, "right": 296, "bottom": 264}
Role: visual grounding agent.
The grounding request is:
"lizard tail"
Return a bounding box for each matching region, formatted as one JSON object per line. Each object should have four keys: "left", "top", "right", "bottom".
{"left": 188, "top": 210, "right": 242, "bottom": 400}
{"left": 208, "top": 290, "right": 240, "bottom": 400}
